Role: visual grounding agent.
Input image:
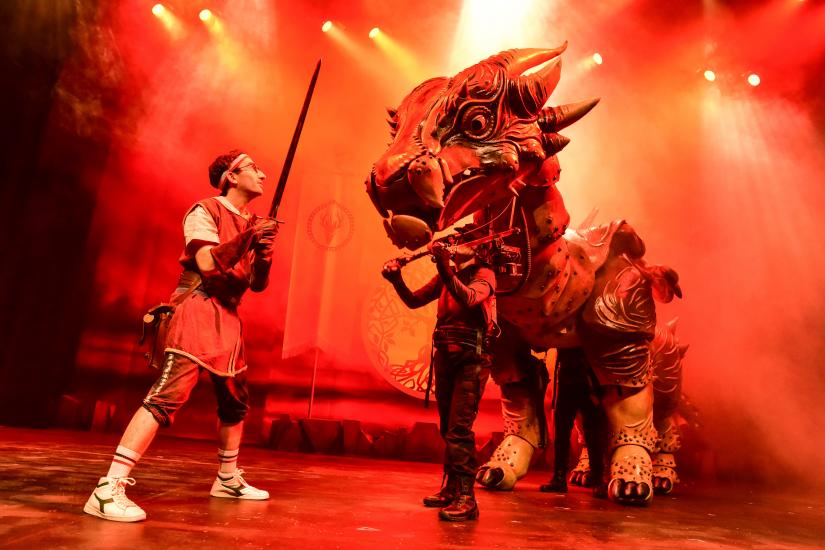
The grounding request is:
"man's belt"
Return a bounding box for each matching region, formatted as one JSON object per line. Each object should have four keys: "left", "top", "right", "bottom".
{"left": 177, "top": 270, "right": 202, "bottom": 290}
{"left": 433, "top": 325, "right": 491, "bottom": 355}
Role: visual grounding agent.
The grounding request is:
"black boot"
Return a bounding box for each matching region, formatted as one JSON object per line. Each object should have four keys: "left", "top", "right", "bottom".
{"left": 539, "top": 469, "right": 568, "bottom": 493}
{"left": 423, "top": 474, "right": 457, "bottom": 508}
{"left": 438, "top": 476, "right": 478, "bottom": 522}
{"left": 591, "top": 466, "right": 607, "bottom": 498}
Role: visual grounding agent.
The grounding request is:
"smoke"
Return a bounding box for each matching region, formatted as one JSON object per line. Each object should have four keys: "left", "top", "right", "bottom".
{"left": 60, "top": 0, "right": 825, "bottom": 484}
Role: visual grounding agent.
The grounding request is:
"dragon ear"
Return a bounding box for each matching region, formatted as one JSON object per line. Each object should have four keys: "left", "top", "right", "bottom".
{"left": 538, "top": 98, "right": 600, "bottom": 132}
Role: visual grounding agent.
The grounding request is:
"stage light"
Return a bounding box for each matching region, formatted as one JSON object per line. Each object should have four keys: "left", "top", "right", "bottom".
{"left": 151, "top": 2, "right": 184, "bottom": 39}
{"left": 592, "top": 52, "right": 603, "bottom": 65}
{"left": 704, "top": 70, "right": 716, "bottom": 82}
{"left": 322, "top": 20, "right": 333, "bottom": 32}
{"left": 199, "top": 9, "right": 212, "bottom": 22}
{"left": 747, "top": 73, "right": 761, "bottom": 87}
{"left": 370, "top": 27, "right": 424, "bottom": 81}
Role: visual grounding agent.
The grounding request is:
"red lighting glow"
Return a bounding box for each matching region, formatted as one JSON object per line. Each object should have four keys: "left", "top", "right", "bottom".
{"left": 199, "top": 9, "right": 212, "bottom": 22}
{"left": 322, "top": 21, "right": 333, "bottom": 33}
{"left": 592, "top": 52, "right": 603, "bottom": 65}
{"left": 704, "top": 69, "right": 716, "bottom": 82}
{"left": 152, "top": 3, "right": 165, "bottom": 17}
{"left": 747, "top": 73, "right": 761, "bottom": 86}
{"left": 369, "top": 27, "right": 380, "bottom": 39}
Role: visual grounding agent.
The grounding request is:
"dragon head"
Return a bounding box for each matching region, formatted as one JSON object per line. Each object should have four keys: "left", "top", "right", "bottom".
{"left": 366, "top": 44, "right": 599, "bottom": 250}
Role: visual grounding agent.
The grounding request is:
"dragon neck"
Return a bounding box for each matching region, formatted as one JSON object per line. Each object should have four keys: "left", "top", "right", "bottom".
{"left": 481, "top": 182, "right": 571, "bottom": 256}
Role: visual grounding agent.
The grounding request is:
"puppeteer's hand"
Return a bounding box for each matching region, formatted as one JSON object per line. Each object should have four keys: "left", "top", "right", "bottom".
{"left": 429, "top": 240, "right": 451, "bottom": 262}
{"left": 381, "top": 259, "right": 402, "bottom": 281}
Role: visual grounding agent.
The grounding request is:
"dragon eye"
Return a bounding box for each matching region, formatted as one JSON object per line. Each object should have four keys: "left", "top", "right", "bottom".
{"left": 461, "top": 106, "right": 494, "bottom": 140}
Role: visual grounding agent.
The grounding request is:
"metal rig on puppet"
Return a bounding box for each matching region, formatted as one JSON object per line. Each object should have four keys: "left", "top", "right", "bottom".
{"left": 365, "top": 44, "right": 682, "bottom": 505}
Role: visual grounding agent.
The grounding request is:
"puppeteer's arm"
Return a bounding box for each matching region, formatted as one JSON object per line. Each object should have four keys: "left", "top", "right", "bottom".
{"left": 381, "top": 259, "right": 441, "bottom": 308}
{"left": 432, "top": 243, "right": 493, "bottom": 307}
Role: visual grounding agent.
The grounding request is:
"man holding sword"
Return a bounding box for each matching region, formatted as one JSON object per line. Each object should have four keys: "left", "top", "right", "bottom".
{"left": 84, "top": 60, "right": 319, "bottom": 523}
{"left": 84, "top": 150, "right": 279, "bottom": 522}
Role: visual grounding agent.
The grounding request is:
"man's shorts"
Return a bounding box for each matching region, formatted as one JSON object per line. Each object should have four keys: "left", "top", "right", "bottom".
{"left": 142, "top": 353, "right": 249, "bottom": 428}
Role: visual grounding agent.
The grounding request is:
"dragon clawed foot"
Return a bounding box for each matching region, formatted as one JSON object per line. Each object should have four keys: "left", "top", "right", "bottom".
{"left": 569, "top": 449, "right": 592, "bottom": 487}
{"left": 651, "top": 452, "right": 679, "bottom": 495}
{"left": 608, "top": 445, "right": 654, "bottom": 506}
{"left": 569, "top": 470, "right": 592, "bottom": 487}
{"left": 475, "top": 465, "right": 516, "bottom": 491}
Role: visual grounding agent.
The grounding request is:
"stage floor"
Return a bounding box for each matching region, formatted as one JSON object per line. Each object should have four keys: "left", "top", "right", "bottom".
{"left": 1, "top": 427, "right": 823, "bottom": 549}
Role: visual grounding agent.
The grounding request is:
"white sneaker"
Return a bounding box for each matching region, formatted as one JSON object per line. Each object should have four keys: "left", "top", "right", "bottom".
{"left": 83, "top": 477, "right": 147, "bottom": 522}
{"left": 210, "top": 469, "right": 269, "bottom": 500}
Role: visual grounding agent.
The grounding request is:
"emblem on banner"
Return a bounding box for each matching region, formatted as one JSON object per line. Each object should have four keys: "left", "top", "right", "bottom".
{"left": 307, "top": 200, "right": 354, "bottom": 250}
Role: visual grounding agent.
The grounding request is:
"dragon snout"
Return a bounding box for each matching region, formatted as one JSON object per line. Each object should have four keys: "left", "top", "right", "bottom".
{"left": 407, "top": 153, "right": 451, "bottom": 209}
{"left": 366, "top": 152, "right": 455, "bottom": 250}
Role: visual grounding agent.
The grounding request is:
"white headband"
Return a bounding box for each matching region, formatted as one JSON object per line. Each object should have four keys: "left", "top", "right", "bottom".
{"left": 217, "top": 153, "right": 250, "bottom": 190}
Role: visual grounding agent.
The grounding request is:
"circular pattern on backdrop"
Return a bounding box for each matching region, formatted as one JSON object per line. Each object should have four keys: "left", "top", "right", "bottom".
{"left": 361, "top": 260, "right": 438, "bottom": 399}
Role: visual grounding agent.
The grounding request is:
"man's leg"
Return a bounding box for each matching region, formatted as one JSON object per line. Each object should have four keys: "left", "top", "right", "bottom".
{"left": 106, "top": 407, "right": 159, "bottom": 479}
{"left": 581, "top": 392, "right": 608, "bottom": 496}
{"left": 84, "top": 353, "right": 200, "bottom": 522}
{"left": 540, "top": 359, "right": 579, "bottom": 493}
{"left": 439, "top": 352, "right": 489, "bottom": 522}
{"left": 209, "top": 370, "right": 268, "bottom": 500}
{"left": 217, "top": 420, "right": 243, "bottom": 475}
{"left": 423, "top": 349, "right": 459, "bottom": 508}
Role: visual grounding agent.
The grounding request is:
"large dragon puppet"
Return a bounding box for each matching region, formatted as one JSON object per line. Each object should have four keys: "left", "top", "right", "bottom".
{"left": 365, "top": 44, "right": 681, "bottom": 505}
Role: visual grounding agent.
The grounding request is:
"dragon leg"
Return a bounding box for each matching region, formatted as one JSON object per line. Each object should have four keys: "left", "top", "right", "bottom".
{"left": 476, "top": 378, "right": 543, "bottom": 490}
{"left": 569, "top": 444, "right": 591, "bottom": 487}
{"left": 652, "top": 414, "right": 681, "bottom": 494}
{"left": 650, "top": 318, "right": 687, "bottom": 495}
{"left": 603, "top": 383, "right": 658, "bottom": 505}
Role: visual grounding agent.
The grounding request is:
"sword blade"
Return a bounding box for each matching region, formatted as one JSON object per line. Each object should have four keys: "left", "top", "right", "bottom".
{"left": 269, "top": 59, "right": 322, "bottom": 219}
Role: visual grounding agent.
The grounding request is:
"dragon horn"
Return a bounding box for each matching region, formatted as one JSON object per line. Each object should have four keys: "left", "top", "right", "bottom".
{"left": 488, "top": 46, "right": 568, "bottom": 115}
{"left": 488, "top": 44, "right": 568, "bottom": 77}
{"left": 516, "top": 57, "right": 563, "bottom": 113}
{"left": 538, "top": 98, "right": 601, "bottom": 132}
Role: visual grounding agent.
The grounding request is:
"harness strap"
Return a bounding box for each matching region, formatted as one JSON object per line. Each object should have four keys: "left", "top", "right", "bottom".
{"left": 424, "top": 340, "right": 435, "bottom": 409}
{"left": 173, "top": 271, "right": 203, "bottom": 304}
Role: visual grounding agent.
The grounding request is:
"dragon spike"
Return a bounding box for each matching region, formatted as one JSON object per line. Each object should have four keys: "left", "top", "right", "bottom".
{"left": 678, "top": 344, "right": 690, "bottom": 357}
{"left": 489, "top": 44, "right": 568, "bottom": 77}
{"left": 542, "top": 133, "right": 571, "bottom": 156}
{"left": 577, "top": 208, "right": 600, "bottom": 230}
{"left": 666, "top": 317, "right": 680, "bottom": 331}
{"left": 386, "top": 106, "right": 397, "bottom": 119}
{"left": 457, "top": 78, "right": 470, "bottom": 98}
{"left": 538, "top": 98, "right": 601, "bottom": 132}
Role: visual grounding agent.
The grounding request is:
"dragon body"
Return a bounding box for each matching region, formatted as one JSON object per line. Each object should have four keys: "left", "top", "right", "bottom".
{"left": 366, "top": 46, "right": 681, "bottom": 504}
